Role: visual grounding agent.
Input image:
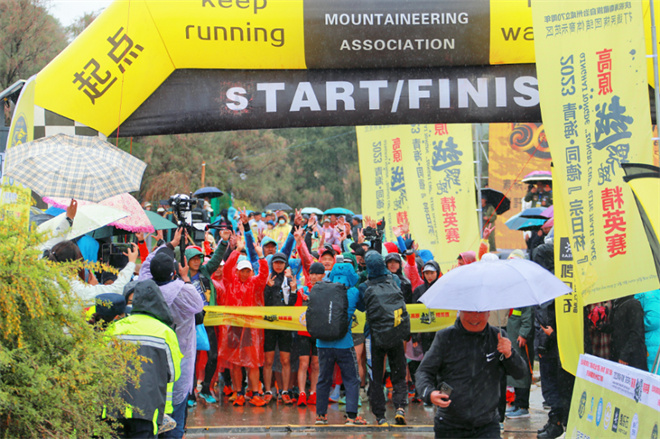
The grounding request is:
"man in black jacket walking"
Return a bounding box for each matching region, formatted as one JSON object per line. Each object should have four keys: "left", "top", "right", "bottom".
{"left": 415, "top": 311, "right": 526, "bottom": 438}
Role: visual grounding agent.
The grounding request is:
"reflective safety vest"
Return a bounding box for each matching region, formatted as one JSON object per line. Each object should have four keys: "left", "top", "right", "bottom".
{"left": 107, "top": 313, "right": 182, "bottom": 435}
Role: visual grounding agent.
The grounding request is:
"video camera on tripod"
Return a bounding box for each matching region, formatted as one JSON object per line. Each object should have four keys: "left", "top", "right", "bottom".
{"left": 169, "top": 193, "right": 206, "bottom": 265}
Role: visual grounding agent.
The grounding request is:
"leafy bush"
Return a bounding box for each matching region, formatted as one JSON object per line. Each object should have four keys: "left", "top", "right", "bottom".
{"left": 0, "top": 217, "right": 141, "bottom": 438}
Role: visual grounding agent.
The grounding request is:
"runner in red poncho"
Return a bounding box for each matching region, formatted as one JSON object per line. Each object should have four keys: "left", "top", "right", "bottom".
{"left": 219, "top": 238, "right": 269, "bottom": 406}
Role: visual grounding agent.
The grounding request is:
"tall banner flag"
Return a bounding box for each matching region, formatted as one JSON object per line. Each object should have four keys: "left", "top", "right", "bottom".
{"left": 567, "top": 354, "right": 660, "bottom": 438}
{"left": 356, "top": 125, "right": 410, "bottom": 240}
{"left": 554, "top": 177, "right": 584, "bottom": 374}
{"left": 532, "top": 0, "right": 659, "bottom": 305}
{"left": 488, "top": 123, "right": 552, "bottom": 250}
{"left": 357, "top": 124, "right": 478, "bottom": 273}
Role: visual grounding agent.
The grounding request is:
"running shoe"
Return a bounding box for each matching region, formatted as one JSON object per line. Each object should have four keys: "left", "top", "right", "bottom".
{"left": 186, "top": 399, "right": 196, "bottom": 408}
{"left": 228, "top": 392, "right": 238, "bottom": 402}
{"left": 345, "top": 415, "right": 368, "bottom": 425}
{"left": 377, "top": 417, "right": 389, "bottom": 426}
{"left": 338, "top": 396, "right": 361, "bottom": 406}
{"left": 232, "top": 394, "right": 245, "bottom": 406}
{"left": 328, "top": 385, "right": 341, "bottom": 403}
{"left": 395, "top": 408, "right": 407, "bottom": 425}
{"left": 506, "top": 407, "right": 530, "bottom": 419}
{"left": 315, "top": 414, "right": 328, "bottom": 425}
{"left": 199, "top": 392, "right": 217, "bottom": 404}
{"left": 249, "top": 394, "right": 267, "bottom": 407}
{"left": 307, "top": 392, "right": 317, "bottom": 405}
{"left": 281, "top": 391, "right": 294, "bottom": 405}
{"left": 263, "top": 391, "right": 273, "bottom": 404}
{"left": 297, "top": 391, "right": 307, "bottom": 406}
{"left": 223, "top": 385, "right": 233, "bottom": 396}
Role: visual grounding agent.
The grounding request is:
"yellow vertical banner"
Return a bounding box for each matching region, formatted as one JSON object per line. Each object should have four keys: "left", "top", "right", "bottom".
{"left": 421, "top": 124, "right": 479, "bottom": 271}
{"left": 488, "top": 123, "right": 553, "bottom": 250}
{"left": 358, "top": 124, "right": 477, "bottom": 272}
{"left": 356, "top": 125, "right": 410, "bottom": 236}
{"left": 554, "top": 177, "right": 584, "bottom": 374}
{"left": 532, "top": 0, "right": 659, "bottom": 304}
{"left": 1, "top": 77, "right": 35, "bottom": 229}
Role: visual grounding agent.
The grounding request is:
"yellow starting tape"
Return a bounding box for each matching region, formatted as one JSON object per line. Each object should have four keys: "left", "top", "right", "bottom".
{"left": 204, "top": 304, "right": 457, "bottom": 333}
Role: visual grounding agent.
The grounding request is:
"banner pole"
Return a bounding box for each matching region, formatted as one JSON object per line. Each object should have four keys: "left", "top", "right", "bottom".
{"left": 475, "top": 124, "right": 484, "bottom": 233}
{"left": 651, "top": 0, "right": 660, "bottom": 127}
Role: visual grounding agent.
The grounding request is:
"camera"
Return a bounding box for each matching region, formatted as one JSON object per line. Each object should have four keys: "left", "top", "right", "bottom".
{"left": 363, "top": 217, "right": 386, "bottom": 241}
{"left": 100, "top": 243, "right": 132, "bottom": 264}
{"left": 169, "top": 194, "right": 198, "bottom": 223}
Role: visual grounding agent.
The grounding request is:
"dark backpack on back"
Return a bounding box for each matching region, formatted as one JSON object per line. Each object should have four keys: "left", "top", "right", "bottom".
{"left": 364, "top": 276, "right": 410, "bottom": 348}
{"left": 305, "top": 280, "right": 349, "bottom": 341}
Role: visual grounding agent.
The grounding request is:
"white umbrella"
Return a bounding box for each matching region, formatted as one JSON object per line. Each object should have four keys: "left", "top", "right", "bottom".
{"left": 419, "top": 258, "right": 571, "bottom": 311}
{"left": 38, "top": 205, "right": 128, "bottom": 240}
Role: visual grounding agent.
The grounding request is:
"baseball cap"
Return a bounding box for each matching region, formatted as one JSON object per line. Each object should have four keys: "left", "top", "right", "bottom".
{"left": 95, "top": 293, "right": 126, "bottom": 319}
{"left": 237, "top": 259, "right": 253, "bottom": 271}
{"left": 271, "top": 252, "right": 287, "bottom": 264}
{"left": 310, "top": 262, "right": 325, "bottom": 274}
{"left": 320, "top": 245, "right": 335, "bottom": 258}
{"left": 157, "top": 207, "right": 165, "bottom": 213}
{"left": 422, "top": 263, "right": 438, "bottom": 273}
{"left": 150, "top": 250, "right": 175, "bottom": 282}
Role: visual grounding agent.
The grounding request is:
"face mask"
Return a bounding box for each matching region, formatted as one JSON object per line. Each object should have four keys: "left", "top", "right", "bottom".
{"left": 279, "top": 219, "right": 285, "bottom": 225}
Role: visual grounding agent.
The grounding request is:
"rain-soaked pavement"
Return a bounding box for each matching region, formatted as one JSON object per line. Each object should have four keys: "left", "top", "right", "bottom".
{"left": 186, "top": 373, "right": 552, "bottom": 438}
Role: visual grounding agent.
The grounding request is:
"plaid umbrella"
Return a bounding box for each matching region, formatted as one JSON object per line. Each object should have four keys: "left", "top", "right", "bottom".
{"left": 4, "top": 134, "right": 146, "bottom": 202}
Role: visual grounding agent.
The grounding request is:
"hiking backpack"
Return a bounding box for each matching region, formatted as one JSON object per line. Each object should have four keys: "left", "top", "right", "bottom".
{"left": 364, "top": 276, "right": 410, "bottom": 348}
{"left": 305, "top": 280, "right": 349, "bottom": 341}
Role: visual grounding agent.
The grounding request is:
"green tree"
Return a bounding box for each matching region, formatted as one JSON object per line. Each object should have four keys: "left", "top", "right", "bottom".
{"left": 112, "top": 126, "right": 362, "bottom": 213}
{"left": 0, "top": 0, "right": 68, "bottom": 90}
{"left": 66, "top": 11, "right": 99, "bottom": 41}
{"left": 0, "top": 217, "right": 141, "bottom": 438}
{"left": 279, "top": 127, "right": 361, "bottom": 212}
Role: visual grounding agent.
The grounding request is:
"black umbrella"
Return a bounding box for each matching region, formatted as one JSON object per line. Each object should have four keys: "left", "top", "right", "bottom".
{"left": 193, "top": 186, "right": 224, "bottom": 199}
{"left": 481, "top": 188, "right": 510, "bottom": 215}
{"left": 264, "top": 202, "right": 293, "bottom": 211}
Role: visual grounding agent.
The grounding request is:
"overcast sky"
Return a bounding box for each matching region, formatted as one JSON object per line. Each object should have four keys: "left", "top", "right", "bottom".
{"left": 48, "top": 0, "right": 114, "bottom": 27}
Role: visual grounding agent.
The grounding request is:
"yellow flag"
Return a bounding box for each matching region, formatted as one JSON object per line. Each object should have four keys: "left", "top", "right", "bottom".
{"left": 532, "top": 0, "right": 659, "bottom": 304}
{"left": 554, "top": 177, "right": 584, "bottom": 375}
{"left": 357, "top": 124, "right": 478, "bottom": 272}
{"left": 404, "top": 124, "right": 479, "bottom": 272}
{"left": 356, "top": 125, "right": 410, "bottom": 239}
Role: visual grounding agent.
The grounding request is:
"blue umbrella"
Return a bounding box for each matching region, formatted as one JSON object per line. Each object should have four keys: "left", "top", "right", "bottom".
{"left": 193, "top": 186, "right": 224, "bottom": 199}
{"left": 323, "top": 207, "right": 354, "bottom": 216}
{"left": 505, "top": 213, "right": 549, "bottom": 231}
{"left": 519, "top": 207, "right": 545, "bottom": 218}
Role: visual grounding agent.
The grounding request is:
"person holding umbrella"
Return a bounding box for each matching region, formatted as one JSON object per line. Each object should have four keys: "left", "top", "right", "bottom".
{"left": 415, "top": 252, "right": 571, "bottom": 438}
{"left": 415, "top": 311, "right": 527, "bottom": 438}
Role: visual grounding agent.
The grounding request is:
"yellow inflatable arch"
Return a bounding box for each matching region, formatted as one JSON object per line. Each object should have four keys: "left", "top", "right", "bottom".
{"left": 7, "top": 0, "right": 659, "bottom": 140}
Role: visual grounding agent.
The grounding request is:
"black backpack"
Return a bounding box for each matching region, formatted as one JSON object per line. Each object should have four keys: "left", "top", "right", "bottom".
{"left": 305, "top": 280, "right": 349, "bottom": 341}
{"left": 364, "top": 276, "right": 410, "bottom": 348}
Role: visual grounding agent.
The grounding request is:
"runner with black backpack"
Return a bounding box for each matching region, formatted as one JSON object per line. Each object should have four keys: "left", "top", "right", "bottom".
{"left": 306, "top": 262, "right": 367, "bottom": 425}
{"left": 360, "top": 250, "right": 411, "bottom": 426}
